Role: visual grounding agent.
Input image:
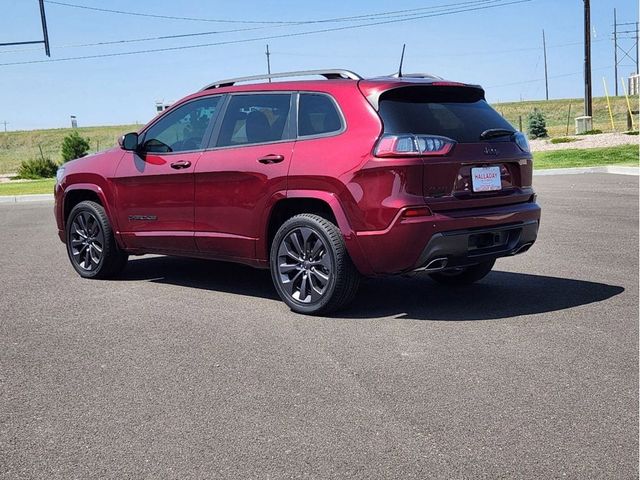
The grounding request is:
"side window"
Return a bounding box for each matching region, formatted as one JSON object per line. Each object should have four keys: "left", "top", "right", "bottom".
{"left": 298, "top": 93, "right": 343, "bottom": 137}
{"left": 217, "top": 94, "right": 292, "bottom": 147}
{"left": 143, "top": 96, "right": 220, "bottom": 153}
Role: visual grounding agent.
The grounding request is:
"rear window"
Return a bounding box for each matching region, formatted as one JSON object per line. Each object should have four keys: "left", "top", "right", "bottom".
{"left": 379, "top": 86, "right": 514, "bottom": 143}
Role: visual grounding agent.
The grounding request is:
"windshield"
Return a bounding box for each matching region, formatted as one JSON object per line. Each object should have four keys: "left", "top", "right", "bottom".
{"left": 379, "top": 86, "right": 515, "bottom": 143}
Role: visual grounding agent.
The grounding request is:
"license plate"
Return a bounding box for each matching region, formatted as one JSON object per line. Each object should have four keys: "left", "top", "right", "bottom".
{"left": 471, "top": 166, "right": 502, "bottom": 192}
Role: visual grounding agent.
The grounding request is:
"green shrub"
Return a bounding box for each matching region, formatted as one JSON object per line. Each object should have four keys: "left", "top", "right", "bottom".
{"left": 550, "top": 137, "right": 579, "bottom": 144}
{"left": 577, "top": 129, "right": 603, "bottom": 136}
{"left": 61, "top": 131, "right": 90, "bottom": 162}
{"left": 624, "top": 130, "right": 639, "bottom": 136}
{"left": 527, "top": 109, "right": 548, "bottom": 139}
{"left": 16, "top": 157, "right": 58, "bottom": 179}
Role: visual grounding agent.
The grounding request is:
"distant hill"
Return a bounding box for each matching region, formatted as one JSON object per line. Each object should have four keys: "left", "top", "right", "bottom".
{"left": 0, "top": 95, "right": 637, "bottom": 174}
{"left": 0, "top": 124, "right": 138, "bottom": 174}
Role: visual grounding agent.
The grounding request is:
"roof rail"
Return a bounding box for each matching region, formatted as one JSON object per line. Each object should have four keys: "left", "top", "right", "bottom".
{"left": 200, "top": 69, "right": 362, "bottom": 91}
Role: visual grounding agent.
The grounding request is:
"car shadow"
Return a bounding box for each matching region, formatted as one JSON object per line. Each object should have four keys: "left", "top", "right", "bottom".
{"left": 346, "top": 273, "right": 624, "bottom": 321}
{"left": 121, "top": 255, "right": 278, "bottom": 301}
{"left": 120, "top": 256, "right": 624, "bottom": 321}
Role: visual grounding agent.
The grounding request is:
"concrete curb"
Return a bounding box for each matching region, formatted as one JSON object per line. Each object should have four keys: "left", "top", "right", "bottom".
{"left": 534, "top": 166, "right": 640, "bottom": 176}
{"left": 606, "top": 166, "right": 640, "bottom": 176}
{"left": 0, "top": 194, "right": 54, "bottom": 204}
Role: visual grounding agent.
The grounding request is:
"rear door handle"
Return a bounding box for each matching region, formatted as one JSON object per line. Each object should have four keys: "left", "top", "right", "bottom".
{"left": 258, "top": 154, "right": 285, "bottom": 164}
{"left": 170, "top": 160, "right": 192, "bottom": 169}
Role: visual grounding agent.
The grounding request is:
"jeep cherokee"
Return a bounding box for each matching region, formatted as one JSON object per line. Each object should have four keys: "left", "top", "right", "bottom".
{"left": 54, "top": 69, "right": 541, "bottom": 315}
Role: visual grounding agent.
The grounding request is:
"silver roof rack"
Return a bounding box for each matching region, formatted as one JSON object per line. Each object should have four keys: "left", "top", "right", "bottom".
{"left": 201, "top": 69, "right": 362, "bottom": 91}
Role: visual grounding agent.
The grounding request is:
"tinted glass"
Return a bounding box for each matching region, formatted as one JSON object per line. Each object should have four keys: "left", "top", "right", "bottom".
{"left": 298, "top": 93, "right": 342, "bottom": 137}
{"left": 217, "top": 94, "right": 291, "bottom": 147}
{"left": 143, "top": 96, "right": 220, "bottom": 153}
{"left": 379, "top": 86, "right": 514, "bottom": 143}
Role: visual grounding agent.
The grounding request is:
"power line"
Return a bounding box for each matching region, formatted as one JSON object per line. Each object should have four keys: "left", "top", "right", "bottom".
{"left": 0, "top": 26, "right": 270, "bottom": 53}
{"left": 272, "top": 38, "right": 605, "bottom": 60}
{"left": 4, "top": 28, "right": 598, "bottom": 58}
{"left": 0, "top": 0, "right": 504, "bottom": 54}
{"left": 1, "top": 0, "right": 511, "bottom": 54}
{"left": 44, "top": 0, "right": 298, "bottom": 24}
{"left": 486, "top": 65, "right": 611, "bottom": 88}
{"left": 0, "top": 0, "right": 531, "bottom": 67}
{"left": 44, "top": 0, "right": 501, "bottom": 25}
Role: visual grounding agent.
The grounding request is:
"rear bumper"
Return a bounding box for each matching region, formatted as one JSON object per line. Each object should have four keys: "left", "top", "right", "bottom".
{"left": 412, "top": 220, "right": 538, "bottom": 272}
{"left": 353, "top": 201, "right": 541, "bottom": 275}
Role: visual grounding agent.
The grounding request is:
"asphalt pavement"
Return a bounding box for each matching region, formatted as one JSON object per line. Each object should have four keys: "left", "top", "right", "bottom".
{"left": 0, "top": 173, "right": 638, "bottom": 479}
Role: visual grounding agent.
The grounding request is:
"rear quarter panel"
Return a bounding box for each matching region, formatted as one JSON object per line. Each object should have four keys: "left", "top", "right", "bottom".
{"left": 288, "top": 82, "right": 414, "bottom": 233}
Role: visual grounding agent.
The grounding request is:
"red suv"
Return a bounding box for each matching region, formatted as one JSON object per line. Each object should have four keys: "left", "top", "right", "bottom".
{"left": 54, "top": 69, "right": 540, "bottom": 314}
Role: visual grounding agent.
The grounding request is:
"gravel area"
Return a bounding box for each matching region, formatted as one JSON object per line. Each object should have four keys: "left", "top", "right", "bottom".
{"left": 530, "top": 132, "right": 639, "bottom": 152}
{"left": 0, "top": 174, "right": 17, "bottom": 183}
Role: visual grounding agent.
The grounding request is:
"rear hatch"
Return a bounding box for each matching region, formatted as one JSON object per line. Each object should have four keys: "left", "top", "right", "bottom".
{"left": 374, "top": 84, "right": 534, "bottom": 211}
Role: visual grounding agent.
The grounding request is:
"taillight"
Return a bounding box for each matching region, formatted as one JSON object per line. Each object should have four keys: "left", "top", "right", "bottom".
{"left": 374, "top": 134, "right": 455, "bottom": 157}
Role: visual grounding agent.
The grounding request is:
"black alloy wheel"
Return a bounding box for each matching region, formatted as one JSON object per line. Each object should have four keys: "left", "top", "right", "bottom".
{"left": 270, "top": 214, "right": 360, "bottom": 315}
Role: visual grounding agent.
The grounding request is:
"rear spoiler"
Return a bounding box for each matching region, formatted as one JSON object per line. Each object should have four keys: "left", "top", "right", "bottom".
{"left": 358, "top": 79, "right": 485, "bottom": 110}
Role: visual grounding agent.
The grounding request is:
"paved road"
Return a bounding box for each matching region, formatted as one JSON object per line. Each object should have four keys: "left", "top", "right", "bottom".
{"left": 1, "top": 174, "right": 637, "bottom": 479}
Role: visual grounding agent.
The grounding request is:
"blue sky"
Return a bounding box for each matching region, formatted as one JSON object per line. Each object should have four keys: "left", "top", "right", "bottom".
{"left": 0, "top": 0, "right": 637, "bottom": 130}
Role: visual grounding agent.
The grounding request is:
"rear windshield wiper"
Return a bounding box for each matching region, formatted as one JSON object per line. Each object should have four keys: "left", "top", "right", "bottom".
{"left": 480, "top": 128, "right": 515, "bottom": 140}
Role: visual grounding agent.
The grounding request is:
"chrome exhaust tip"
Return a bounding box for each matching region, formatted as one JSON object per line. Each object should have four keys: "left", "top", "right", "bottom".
{"left": 423, "top": 257, "right": 449, "bottom": 271}
{"left": 405, "top": 257, "right": 449, "bottom": 276}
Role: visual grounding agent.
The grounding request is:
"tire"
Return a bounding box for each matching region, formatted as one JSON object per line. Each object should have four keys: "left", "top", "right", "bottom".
{"left": 428, "top": 259, "right": 495, "bottom": 286}
{"left": 270, "top": 214, "right": 360, "bottom": 315}
{"left": 66, "top": 200, "right": 128, "bottom": 279}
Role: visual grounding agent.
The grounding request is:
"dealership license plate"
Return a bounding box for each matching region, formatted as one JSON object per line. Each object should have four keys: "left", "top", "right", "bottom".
{"left": 471, "top": 166, "right": 502, "bottom": 192}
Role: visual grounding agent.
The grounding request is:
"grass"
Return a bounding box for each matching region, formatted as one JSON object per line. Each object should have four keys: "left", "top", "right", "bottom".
{"left": 533, "top": 144, "right": 639, "bottom": 169}
{"left": 0, "top": 124, "right": 138, "bottom": 174}
{"left": 493, "top": 96, "right": 639, "bottom": 137}
{"left": 0, "top": 178, "right": 56, "bottom": 196}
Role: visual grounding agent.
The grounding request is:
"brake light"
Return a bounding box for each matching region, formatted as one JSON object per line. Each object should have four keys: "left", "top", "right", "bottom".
{"left": 374, "top": 134, "right": 455, "bottom": 157}
{"left": 430, "top": 81, "right": 467, "bottom": 87}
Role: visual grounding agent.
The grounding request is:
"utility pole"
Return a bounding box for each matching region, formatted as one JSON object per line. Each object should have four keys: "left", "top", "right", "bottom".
{"left": 584, "top": 0, "right": 592, "bottom": 117}
{"left": 614, "top": 9, "right": 618, "bottom": 96}
{"left": 1, "top": 121, "right": 7, "bottom": 133}
{"left": 38, "top": 0, "right": 50, "bottom": 57}
{"left": 542, "top": 29, "right": 549, "bottom": 100}
{"left": 265, "top": 44, "right": 271, "bottom": 82}
{"left": 0, "top": 0, "right": 50, "bottom": 56}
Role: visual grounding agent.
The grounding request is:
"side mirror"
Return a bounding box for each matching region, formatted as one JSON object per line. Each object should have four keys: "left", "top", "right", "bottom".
{"left": 120, "top": 132, "right": 139, "bottom": 151}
